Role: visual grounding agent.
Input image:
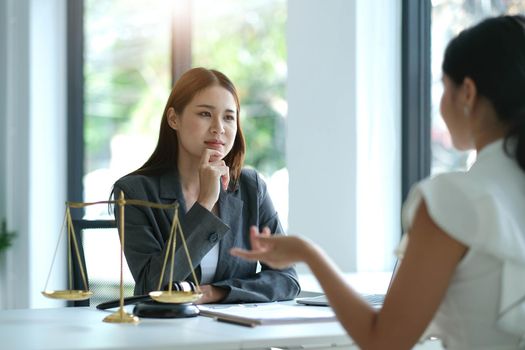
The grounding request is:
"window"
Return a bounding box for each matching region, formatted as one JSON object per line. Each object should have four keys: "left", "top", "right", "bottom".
{"left": 82, "top": 0, "right": 287, "bottom": 223}
{"left": 71, "top": 0, "right": 288, "bottom": 300}
{"left": 192, "top": 0, "right": 288, "bottom": 227}
{"left": 430, "top": 0, "right": 525, "bottom": 174}
{"left": 81, "top": 0, "right": 174, "bottom": 300}
{"left": 83, "top": 0, "right": 172, "bottom": 219}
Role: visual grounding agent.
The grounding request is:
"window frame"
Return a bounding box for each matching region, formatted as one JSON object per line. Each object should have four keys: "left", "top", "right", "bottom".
{"left": 67, "top": 0, "right": 85, "bottom": 220}
{"left": 401, "top": 0, "right": 432, "bottom": 201}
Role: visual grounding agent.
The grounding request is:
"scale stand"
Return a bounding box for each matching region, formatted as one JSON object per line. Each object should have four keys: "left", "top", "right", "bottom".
{"left": 42, "top": 193, "right": 203, "bottom": 323}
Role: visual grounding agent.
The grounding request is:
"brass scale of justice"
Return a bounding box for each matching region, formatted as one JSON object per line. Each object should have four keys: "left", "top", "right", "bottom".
{"left": 41, "top": 192, "right": 203, "bottom": 324}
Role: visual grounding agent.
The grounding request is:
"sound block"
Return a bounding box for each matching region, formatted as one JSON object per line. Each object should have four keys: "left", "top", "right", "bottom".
{"left": 133, "top": 300, "right": 200, "bottom": 318}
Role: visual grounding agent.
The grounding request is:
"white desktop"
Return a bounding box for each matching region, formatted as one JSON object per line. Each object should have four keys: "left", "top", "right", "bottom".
{"left": 0, "top": 273, "right": 443, "bottom": 350}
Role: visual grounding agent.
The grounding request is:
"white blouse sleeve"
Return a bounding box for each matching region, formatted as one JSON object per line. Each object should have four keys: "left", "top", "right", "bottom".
{"left": 398, "top": 172, "right": 525, "bottom": 340}
{"left": 401, "top": 173, "right": 480, "bottom": 246}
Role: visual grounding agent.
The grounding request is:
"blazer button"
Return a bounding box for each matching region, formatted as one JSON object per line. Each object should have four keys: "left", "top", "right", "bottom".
{"left": 208, "top": 232, "right": 218, "bottom": 243}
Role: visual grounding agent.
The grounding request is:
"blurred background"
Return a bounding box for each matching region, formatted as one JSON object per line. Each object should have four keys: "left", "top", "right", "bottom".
{"left": 1, "top": 0, "right": 524, "bottom": 309}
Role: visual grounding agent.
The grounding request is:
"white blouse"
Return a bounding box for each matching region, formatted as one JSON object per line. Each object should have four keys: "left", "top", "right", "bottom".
{"left": 399, "top": 139, "right": 525, "bottom": 349}
{"left": 200, "top": 243, "right": 219, "bottom": 284}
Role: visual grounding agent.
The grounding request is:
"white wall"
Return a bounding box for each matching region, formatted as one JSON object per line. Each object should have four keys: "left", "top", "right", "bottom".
{"left": 287, "top": 0, "right": 401, "bottom": 273}
{"left": 287, "top": 0, "right": 359, "bottom": 272}
{"left": 0, "top": 0, "right": 66, "bottom": 309}
{"left": 28, "top": 0, "right": 67, "bottom": 308}
{"left": 0, "top": 0, "right": 32, "bottom": 309}
{"left": 355, "top": 0, "right": 401, "bottom": 271}
{"left": 0, "top": 0, "right": 8, "bottom": 232}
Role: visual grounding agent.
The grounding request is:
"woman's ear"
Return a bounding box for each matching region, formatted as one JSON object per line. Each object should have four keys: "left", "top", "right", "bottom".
{"left": 167, "top": 107, "right": 178, "bottom": 130}
{"left": 461, "top": 77, "right": 478, "bottom": 116}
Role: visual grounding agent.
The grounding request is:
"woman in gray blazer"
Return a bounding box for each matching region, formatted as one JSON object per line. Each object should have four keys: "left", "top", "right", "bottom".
{"left": 113, "top": 67, "right": 299, "bottom": 304}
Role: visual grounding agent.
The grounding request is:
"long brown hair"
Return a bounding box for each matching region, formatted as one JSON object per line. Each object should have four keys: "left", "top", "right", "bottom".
{"left": 129, "top": 67, "right": 246, "bottom": 186}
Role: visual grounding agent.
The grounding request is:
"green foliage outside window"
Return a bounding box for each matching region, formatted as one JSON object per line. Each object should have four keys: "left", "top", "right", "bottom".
{"left": 84, "top": 0, "right": 171, "bottom": 173}
{"left": 192, "top": 0, "right": 287, "bottom": 175}
{"left": 0, "top": 219, "right": 16, "bottom": 254}
{"left": 84, "top": 0, "right": 286, "bottom": 178}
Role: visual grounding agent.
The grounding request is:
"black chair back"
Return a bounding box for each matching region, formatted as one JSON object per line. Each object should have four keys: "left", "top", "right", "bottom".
{"left": 70, "top": 219, "right": 120, "bottom": 307}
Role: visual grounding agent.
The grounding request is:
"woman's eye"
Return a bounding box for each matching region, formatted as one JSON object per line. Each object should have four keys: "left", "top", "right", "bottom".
{"left": 225, "top": 115, "right": 235, "bottom": 121}
{"left": 198, "top": 111, "right": 211, "bottom": 117}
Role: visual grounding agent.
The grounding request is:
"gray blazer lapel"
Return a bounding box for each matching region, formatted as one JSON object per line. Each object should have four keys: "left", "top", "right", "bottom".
{"left": 159, "top": 170, "right": 185, "bottom": 224}
{"left": 214, "top": 190, "right": 243, "bottom": 280}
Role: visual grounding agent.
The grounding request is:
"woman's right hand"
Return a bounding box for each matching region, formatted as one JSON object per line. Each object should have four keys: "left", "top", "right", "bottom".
{"left": 197, "top": 148, "right": 230, "bottom": 211}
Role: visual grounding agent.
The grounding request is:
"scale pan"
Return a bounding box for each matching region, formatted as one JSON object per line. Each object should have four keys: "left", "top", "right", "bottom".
{"left": 149, "top": 291, "right": 203, "bottom": 304}
{"left": 41, "top": 290, "right": 93, "bottom": 301}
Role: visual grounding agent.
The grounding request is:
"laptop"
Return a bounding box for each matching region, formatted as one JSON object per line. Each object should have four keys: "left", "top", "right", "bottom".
{"left": 296, "top": 262, "right": 398, "bottom": 308}
{"left": 296, "top": 293, "right": 385, "bottom": 308}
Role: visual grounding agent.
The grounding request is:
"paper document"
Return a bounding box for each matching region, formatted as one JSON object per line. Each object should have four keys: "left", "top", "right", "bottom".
{"left": 198, "top": 303, "right": 337, "bottom": 327}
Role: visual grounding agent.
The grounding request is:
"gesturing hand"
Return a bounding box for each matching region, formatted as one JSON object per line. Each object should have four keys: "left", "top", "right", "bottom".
{"left": 197, "top": 148, "right": 230, "bottom": 211}
{"left": 230, "top": 226, "right": 310, "bottom": 269}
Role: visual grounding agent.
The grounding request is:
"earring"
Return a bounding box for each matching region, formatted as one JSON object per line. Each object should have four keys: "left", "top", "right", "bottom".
{"left": 463, "top": 105, "right": 470, "bottom": 117}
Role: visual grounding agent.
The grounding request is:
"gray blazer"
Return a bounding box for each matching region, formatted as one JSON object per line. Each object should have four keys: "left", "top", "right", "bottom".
{"left": 113, "top": 168, "right": 300, "bottom": 303}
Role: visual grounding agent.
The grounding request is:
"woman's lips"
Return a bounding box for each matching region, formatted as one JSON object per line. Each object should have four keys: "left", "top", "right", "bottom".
{"left": 204, "top": 141, "right": 224, "bottom": 150}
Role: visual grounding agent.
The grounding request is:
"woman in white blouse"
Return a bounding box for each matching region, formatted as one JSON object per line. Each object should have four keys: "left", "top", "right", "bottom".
{"left": 231, "top": 15, "right": 525, "bottom": 350}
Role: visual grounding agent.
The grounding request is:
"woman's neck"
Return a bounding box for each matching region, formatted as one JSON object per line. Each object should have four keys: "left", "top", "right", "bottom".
{"left": 177, "top": 155, "right": 200, "bottom": 194}
{"left": 474, "top": 128, "right": 506, "bottom": 152}
{"left": 471, "top": 99, "right": 507, "bottom": 152}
